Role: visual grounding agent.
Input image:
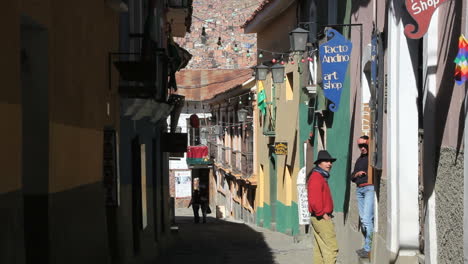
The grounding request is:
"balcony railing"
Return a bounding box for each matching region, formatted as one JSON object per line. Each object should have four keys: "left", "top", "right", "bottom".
{"left": 236, "top": 151, "right": 242, "bottom": 172}
{"left": 222, "top": 147, "right": 230, "bottom": 167}
{"left": 231, "top": 151, "right": 240, "bottom": 174}
{"left": 216, "top": 144, "right": 223, "bottom": 164}
{"left": 241, "top": 152, "right": 254, "bottom": 177}
{"left": 208, "top": 142, "right": 217, "bottom": 160}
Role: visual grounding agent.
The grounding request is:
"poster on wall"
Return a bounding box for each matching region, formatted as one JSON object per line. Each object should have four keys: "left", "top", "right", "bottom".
{"left": 175, "top": 170, "right": 192, "bottom": 198}
{"left": 319, "top": 28, "right": 352, "bottom": 112}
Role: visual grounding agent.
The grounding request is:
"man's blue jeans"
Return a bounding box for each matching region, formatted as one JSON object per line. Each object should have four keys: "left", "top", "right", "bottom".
{"left": 356, "top": 185, "right": 374, "bottom": 252}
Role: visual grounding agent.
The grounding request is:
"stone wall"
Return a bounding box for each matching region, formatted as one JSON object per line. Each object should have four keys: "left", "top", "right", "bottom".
{"left": 174, "top": 0, "right": 261, "bottom": 69}
{"left": 435, "top": 147, "right": 464, "bottom": 264}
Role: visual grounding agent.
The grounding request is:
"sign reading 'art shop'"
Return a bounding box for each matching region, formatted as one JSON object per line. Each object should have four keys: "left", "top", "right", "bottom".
{"left": 319, "top": 29, "right": 352, "bottom": 112}
{"left": 404, "top": 0, "right": 449, "bottom": 39}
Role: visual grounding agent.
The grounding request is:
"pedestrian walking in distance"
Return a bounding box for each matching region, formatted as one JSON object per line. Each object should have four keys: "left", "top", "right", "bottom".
{"left": 307, "top": 150, "right": 339, "bottom": 264}
{"left": 188, "top": 185, "right": 209, "bottom": 223}
{"left": 351, "top": 135, "right": 374, "bottom": 258}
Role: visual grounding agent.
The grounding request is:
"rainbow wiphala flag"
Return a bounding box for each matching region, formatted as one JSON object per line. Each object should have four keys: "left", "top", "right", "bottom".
{"left": 455, "top": 34, "right": 468, "bottom": 86}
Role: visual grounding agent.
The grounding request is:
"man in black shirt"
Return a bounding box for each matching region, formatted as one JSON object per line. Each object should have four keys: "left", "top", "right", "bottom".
{"left": 351, "top": 135, "right": 374, "bottom": 258}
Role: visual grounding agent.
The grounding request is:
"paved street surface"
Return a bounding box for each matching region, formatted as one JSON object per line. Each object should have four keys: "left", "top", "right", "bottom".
{"left": 154, "top": 208, "right": 312, "bottom": 264}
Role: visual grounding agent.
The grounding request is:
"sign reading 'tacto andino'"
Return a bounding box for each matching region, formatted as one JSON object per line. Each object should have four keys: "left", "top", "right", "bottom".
{"left": 319, "top": 28, "right": 352, "bottom": 112}
{"left": 404, "top": 0, "right": 450, "bottom": 39}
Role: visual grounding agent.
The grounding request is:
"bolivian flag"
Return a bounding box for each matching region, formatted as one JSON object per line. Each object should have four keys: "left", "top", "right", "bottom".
{"left": 258, "top": 81, "right": 267, "bottom": 115}
{"left": 455, "top": 34, "right": 468, "bottom": 86}
{"left": 187, "top": 146, "right": 210, "bottom": 165}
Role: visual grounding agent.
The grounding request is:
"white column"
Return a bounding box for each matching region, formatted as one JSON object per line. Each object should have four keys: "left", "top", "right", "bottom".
{"left": 424, "top": 9, "right": 439, "bottom": 264}
{"left": 387, "top": 2, "right": 420, "bottom": 257}
{"left": 387, "top": 4, "right": 400, "bottom": 255}
{"left": 464, "top": 2, "right": 468, "bottom": 263}
{"left": 465, "top": 73, "right": 468, "bottom": 263}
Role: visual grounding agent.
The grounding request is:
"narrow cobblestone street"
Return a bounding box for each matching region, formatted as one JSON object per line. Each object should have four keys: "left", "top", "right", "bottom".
{"left": 154, "top": 209, "right": 312, "bottom": 264}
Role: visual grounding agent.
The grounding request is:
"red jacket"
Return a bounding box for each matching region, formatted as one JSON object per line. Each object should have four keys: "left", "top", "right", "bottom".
{"left": 307, "top": 170, "right": 334, "bottom": 216}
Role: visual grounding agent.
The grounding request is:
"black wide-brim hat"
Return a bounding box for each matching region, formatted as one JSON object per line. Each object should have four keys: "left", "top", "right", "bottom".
{"left": 314, "top": 150, "right": 337, "bottom": 164}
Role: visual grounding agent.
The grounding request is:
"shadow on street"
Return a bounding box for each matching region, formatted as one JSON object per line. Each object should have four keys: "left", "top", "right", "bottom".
{"left": 153, "top": 215, "right": 276, "bottom": 264}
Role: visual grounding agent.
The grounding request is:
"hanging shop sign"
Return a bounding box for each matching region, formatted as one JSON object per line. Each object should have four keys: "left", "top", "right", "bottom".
{"left": 319, "top": 28, "right": 352, "bottom": 112}
{"left": 161, "top": 133, "right": 188, "bottom": 152}
{"left": 273, "top": 142, "right": 288, "bottom": 155}
{"left": 454, "top": 34, "right": 468, "bottom": 86}
{"left": 404, "top": 0, "right": 450, "bottom": 39}
{"left": 370, "top": 32, "right": 385, "bottom": 170}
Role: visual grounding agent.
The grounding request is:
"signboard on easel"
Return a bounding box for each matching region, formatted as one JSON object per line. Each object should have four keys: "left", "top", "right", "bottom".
{"left": 296, "top": 142, "right": 310, "bottom": 225}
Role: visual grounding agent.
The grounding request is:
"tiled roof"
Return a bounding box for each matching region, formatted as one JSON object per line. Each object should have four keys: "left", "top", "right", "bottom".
{"left": 175, "top": 69, "right": 253, "bottom": 101}
{"left": 241, "top": 0, "right": 274, "bottom": 29}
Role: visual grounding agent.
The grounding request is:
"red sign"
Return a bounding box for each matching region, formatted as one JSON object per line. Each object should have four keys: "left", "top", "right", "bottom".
{"left": 404, "top": 0, "right": 449, "bottom": 39}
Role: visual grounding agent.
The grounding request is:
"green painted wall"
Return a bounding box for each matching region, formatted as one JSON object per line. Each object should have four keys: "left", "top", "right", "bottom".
{"left": 299, "top": 91, "right": 313, "bottom": 169}
{"left": 256, "top": 203, "right": 272, "bottom": 229}
{"left": 257, "top": 202, "right": 299, "bottom": 235}
{"left": 300, "top": 54, "right": 351, "bottom": 214}
{"left": 276, "top": 201, "right": 300, "bottom": 235}
{"left": 322, "top": 75, "right": 351, "bottom": 213}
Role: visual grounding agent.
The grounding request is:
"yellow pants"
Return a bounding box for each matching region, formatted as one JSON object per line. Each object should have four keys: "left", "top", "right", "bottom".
{"left": 311, "top": 217, "right": 339, "bottom": 264}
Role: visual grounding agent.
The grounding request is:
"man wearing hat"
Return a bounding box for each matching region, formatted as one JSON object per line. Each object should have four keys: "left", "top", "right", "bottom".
{"left": 307, "top": 150, "right": 339, "bottom": 264}
{"left": 351, "top": 135, "right": 374, "bottom": 258}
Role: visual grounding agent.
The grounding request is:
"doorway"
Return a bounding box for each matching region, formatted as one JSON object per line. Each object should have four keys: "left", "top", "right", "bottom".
{"left": 269, "top": 153, "right": 277, "bottom": 226}
{"left": 20, "top": 15, "right": 49, "bottom": 263}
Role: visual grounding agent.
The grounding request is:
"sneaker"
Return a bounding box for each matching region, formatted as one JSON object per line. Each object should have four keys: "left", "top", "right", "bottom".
{"left": 357, "top": 250, "right": 370, "bottom": 258}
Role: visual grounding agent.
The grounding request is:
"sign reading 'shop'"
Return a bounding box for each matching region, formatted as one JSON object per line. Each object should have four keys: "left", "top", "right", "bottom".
{"left": 319, "top": 29, "right": 352, "bottom": 112}
{"left": 404, "top": 0, "right": 450, "bottom": 39}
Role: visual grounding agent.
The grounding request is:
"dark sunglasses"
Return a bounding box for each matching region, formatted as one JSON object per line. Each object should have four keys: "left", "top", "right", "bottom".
{"left": 358, "top": 144, "right": 368, "bottom": 148}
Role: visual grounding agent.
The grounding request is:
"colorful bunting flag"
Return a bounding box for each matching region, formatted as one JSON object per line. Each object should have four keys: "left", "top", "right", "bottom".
{"left": 455, "top": 34, "right": 468, "bottom": 86}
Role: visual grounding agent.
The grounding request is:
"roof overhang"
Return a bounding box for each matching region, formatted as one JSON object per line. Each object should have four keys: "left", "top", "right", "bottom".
{"left": 243, "top": 0, "right": 295, "bottom": 34}
{"left": 205, "top": 77, "right": 255, "bottom": 105}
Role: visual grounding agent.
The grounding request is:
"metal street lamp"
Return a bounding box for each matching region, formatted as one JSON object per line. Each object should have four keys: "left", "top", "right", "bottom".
{"left": 237, "top": 108, "right": 248, "bottom": 123}
{"left": 255, "top": 63, "right": 269, "bottom": 81}
{"left": 289, "top": 27, "right": 309, "bottom": 52}
{"left": 271, "top": 63, "right": 285, "bottom": 83}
